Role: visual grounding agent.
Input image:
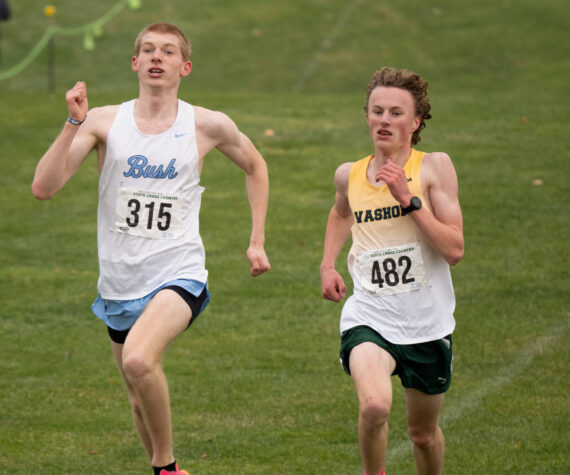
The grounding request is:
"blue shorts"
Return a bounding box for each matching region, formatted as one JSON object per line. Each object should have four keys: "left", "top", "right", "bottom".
{"left": 92, "top": 279, "right": 210, "bottom": 332}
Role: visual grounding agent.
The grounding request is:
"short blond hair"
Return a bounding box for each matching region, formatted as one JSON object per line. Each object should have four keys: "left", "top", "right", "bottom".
{"left": 134, "top": 22, "right": 191, "bottom": 61}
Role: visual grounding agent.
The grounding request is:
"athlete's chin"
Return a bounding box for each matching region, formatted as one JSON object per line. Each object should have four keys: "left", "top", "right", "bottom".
{"left": 375, "top": 142, "right": 396, "bottom": 154}
{"left": 375, "top": 137, "right": 407, "bottom": 153}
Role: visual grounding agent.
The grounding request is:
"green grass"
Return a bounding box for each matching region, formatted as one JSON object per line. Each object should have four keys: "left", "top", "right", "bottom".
{"left": 1, "top": 0, "right": 569, "bottom": 473}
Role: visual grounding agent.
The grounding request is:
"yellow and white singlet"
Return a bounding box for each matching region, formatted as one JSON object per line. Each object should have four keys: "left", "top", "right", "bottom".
{"left": 341, "top": 149, "right": 456, "bottom": 344}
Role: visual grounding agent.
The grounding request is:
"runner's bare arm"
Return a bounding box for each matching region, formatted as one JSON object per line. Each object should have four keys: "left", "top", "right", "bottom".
{"left": 418, "top": 152, "right": 464, "bottom": 265}
{"left": 321, "top": 163, "right": 353, "bottom": 302}
{"left": 32, "top": 82, "right": 100, "bottom": 200}
{"left": 196, "top": 108, "right": 271, "bottom": 276}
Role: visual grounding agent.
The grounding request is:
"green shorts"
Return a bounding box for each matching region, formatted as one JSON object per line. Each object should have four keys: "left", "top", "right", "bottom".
{"left": 340, "top": 325, "right": 453, "bottom": 395}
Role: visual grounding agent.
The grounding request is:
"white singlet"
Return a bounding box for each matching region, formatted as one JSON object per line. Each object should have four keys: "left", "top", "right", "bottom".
{"left": 96, "top": 99, "right": 208, "bottom": 300}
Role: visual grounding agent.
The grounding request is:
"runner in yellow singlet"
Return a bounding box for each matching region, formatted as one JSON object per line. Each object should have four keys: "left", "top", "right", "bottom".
{"left": 320, "top": 67, "right": 464, "bottom": 475}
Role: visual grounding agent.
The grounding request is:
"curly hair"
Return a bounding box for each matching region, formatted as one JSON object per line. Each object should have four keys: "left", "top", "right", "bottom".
{"left": 134, "top": 23, "right": 191, "bottom": 62}
{"left": 364, "top": 67, "right": 432, "bottom": 145}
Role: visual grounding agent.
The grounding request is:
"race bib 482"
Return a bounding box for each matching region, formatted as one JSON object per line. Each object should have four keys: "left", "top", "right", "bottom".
{"left": 358, "top": 243, "right": 426, "bottom": 296}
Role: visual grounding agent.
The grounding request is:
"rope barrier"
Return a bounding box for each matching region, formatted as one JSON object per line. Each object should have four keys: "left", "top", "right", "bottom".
{"left": 0, "top": 0, "right": 141, "bottom": 81}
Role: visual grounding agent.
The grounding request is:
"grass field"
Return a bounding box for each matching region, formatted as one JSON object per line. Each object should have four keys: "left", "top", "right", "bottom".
{"left": 0, "top": 0, "right": 568, "bottom": 473}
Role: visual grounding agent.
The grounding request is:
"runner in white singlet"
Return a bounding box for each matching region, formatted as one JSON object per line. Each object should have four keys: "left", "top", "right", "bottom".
{"left": 32, "top": 23, "right": 270, "bottom": 475}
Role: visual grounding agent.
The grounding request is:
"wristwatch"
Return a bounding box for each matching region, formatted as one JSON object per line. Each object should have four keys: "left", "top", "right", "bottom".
{"left": 402, "top": 196, "right": 422, "bottom": 214}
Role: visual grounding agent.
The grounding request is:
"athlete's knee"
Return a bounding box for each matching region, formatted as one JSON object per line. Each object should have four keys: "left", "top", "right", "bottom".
{"left": 408, "top": 425, "right": 440, "bottom": 450}
{"left": 122, "top": 350, "right": 155, "bottom": 382}
{"left": 359, "top": 396, "right": 391, "bottom": 428}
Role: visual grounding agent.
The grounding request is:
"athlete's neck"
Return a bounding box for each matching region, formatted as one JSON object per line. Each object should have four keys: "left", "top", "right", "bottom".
{"left": 134, "top": 95, "right": 179, "bottom": 134}
{"left": 372, "top": 145, "right": 413, "bottom": 168}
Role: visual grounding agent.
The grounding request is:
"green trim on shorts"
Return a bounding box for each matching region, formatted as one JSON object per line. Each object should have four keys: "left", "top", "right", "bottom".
{"left": 340, "top": 325, "right": 453, "bottom": 395}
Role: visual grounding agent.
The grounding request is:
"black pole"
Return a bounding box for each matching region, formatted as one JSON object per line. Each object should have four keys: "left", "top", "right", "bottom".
{"left": 0, "top": 0, "right": 11, "bottom": 68}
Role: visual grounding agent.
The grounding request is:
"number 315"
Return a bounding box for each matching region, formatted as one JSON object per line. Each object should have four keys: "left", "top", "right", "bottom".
{"left": 126, "top": 199, "right": 172, "bottom": 231}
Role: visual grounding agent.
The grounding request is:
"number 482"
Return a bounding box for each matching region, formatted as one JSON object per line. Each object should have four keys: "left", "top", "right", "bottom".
{"left": 371, "top": 256, "right": 415, "bottom": 288}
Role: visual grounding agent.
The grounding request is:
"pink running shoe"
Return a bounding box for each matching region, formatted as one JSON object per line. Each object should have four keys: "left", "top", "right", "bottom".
{"left": 159, "top": 464, "right": 189, "bottom": 475}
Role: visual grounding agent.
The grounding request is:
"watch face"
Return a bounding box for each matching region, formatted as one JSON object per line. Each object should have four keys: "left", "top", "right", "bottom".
{"left": 411, "top": 196, "right": 422, "bottom": 209}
